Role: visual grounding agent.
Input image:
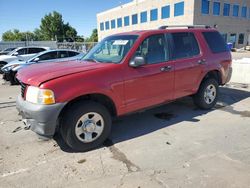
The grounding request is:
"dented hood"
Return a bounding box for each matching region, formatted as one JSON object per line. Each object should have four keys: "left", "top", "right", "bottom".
{"left": 16, "top": 60, "right": 109, "bottom": 86}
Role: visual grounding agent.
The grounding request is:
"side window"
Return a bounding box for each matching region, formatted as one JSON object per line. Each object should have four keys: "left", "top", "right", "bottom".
{"left": 16, "top": 48, "right": 27, "bottom": 55}
{"left": 202, "top": 31, "right": 229, "bottom": 53}
{"left": 68, "top": 51, "right": 79, "bottom": 57}
{"left": 38, "top": 51, "right": 58, "bottom": 61}
{"left": 135, "top": 34, "right": 168, "bottom": 64}
{"left": 28, "top": 48, "right": 46, "bottom": 54}
{"left": 58, "top": 51, "right": 69, "bottom": 58}
{"left": 170, "top": 32, "right": 200, "bottom": 59}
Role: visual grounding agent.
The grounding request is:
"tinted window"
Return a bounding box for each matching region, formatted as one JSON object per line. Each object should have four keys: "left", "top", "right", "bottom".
{"left": 135, "top": 34, "right": 168, "bottom": 64}
{"left": 213, "top": 2, "right": 220, "bottom": 16}
{"left": 140, "top": 11, "right": 147, "bottom": 23}
{"left": 124, "top": 16, "right": 130, "bottom": 26}
{"left": 174, "top": 2, "right": 184, "bottom": 16}
{"left": 68, "top": 51, "right": 79, "bottom": 57}
{"left": 16, "top": 48, "right": 27, "bottom": 55}
{"left": 241, "top": 7, "right": 247, "bottom": 18}
{"left": 202, "top": 32, "right": 229, "bottom": 53}
{"left": 223, "top": 3, "right": 230, "bottom": 16}
{"left": 100, "top": 22, "right": 104, "bottom": 31}
{"left": 162, "top": 5, "right": 170, "bottom": 19}
{"left": 105, "top": 21, "right": 110, "bottom": 30}
{"left": 111, "top": 19, "right": 116, "bottom": 29}
{"left": 58, "top": 51, "right": 69, "bottom": 58}
{"left": 150, "top": 9, "right": 158, "bottom": 21}
{"left": 28, "top": 48, "right": 45, "bottom": 54}
{"left": 201, "top": 0, "right": 209, "bottom": 14}
{"left": 117, "top": 18, "right": 122, "bottom": 28}
{"left": 132, "top": 14, "right": 138, "bottom": 25}
{"left": 38, "top": 51, "right": 58, "bottom": 61}
{"left": 170, "top": 32, "right": 200, "bottom": 59}
{"left": 233, "top": 5, "right": 239, "bottom": 17}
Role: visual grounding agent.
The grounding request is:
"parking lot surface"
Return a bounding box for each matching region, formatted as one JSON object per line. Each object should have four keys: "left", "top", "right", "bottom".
{"left": 0, "top": 79, "right": 250, "bottom": 188}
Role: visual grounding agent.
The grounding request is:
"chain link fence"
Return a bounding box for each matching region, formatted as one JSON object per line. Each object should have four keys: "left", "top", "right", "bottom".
{"left": 0, "top": 41, "right": 97, "bottom": 52}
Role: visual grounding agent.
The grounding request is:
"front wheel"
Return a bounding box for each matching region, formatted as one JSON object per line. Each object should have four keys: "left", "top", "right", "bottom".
{"left": 60, "top": 101, "right": 112, "bottom": 152}
{"left": 193, "top": 78, "right": 219, "bottom": 109}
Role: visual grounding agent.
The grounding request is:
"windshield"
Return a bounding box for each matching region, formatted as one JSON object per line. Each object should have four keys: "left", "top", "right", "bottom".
{"left": 82, "top": 35, "right": 138, "bottom": 63}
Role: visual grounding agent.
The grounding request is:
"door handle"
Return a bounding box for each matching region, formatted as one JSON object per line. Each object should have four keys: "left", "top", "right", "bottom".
{"left": 198, "top": 59, "right": 206, "bottom": 65}
{"left": 160, "top": 66, "right": 172, "bottom": 72}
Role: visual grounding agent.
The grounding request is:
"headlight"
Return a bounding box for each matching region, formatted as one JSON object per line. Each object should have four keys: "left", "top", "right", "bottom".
{"left": 26, "top": 86, "right": 55, "bottom": 105}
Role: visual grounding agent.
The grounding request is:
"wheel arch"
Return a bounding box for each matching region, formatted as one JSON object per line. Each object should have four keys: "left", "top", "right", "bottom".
{"left": 58, "top": 93, "right": 117, "bottom": 127}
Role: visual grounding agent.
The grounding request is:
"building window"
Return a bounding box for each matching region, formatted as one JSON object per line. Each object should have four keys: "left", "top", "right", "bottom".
{"left": 140, "top": 11, "right": 147, "bottom": 23}
{"left": 213, "top": 2, "right": 220, "bottom": 16}
{"left": 162, "top": 5, "right": 170, "bottom": 19}
{"left": 105, "top": 21, "right": 110, "bottom": 30}
{"left": 117, "top": 18, "right": 122, "bottom": 28}
{"left": 150, "top": 8, "right": 158, "bottom": 21}
{"left": 111, "top": 19, "right": 116, "bottom": 29}
{"left": 100, "top": 22, "right": 104, "bottom": 31}
{"left": 132, "top": 14, "right": 138, "bottom": 25}
{"left": 174, "top": 2, "right": 184, "bottom": 16}
{"left": 233, "top": 5, "right": 239, "bottom": 17}
{"left": 124, "top": 16, "right": 130, "bottom": 26}
{"left": 238, "top": 33, "right": 244, "bottom": 44}
{"left": 201, "top": 0, "right": 209, "bottom": 14}
{"left": 241, "top": 7, "right": 247, "bottom": 18}
{"left": 223, "top": 3, "right": 230, "bottom": 16}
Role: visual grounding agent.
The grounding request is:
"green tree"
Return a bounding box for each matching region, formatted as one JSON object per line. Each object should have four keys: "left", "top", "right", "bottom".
{"left": 2, "top": 29, "right": 35, "bottom": 41}
{"left": 85, "top": 29, "right": 98, "bottom": 42}
{"left": 39, "top": 11, "right": 78, "bottom": 41}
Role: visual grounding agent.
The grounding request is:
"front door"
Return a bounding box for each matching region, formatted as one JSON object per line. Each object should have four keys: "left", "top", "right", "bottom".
{"left": 124, "top": 34, "right": 174, "bottom": 113}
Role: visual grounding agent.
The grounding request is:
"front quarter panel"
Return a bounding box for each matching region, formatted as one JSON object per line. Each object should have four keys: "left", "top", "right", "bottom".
{"left": 40, "top": 64, "right": 125, "bottom": 115}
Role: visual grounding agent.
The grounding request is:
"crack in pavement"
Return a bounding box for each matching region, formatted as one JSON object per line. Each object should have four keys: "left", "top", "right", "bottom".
{"left": 103, "top": 139, "right": 140, "bottom": 173}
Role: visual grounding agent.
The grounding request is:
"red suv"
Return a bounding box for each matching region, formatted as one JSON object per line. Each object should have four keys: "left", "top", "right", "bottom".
{"left": 16, "top": 26, "right": 232, "bottom": 151}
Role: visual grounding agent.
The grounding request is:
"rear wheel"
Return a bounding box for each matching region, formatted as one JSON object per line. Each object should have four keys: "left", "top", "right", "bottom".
{"left": 193, "top": 78, "right": 219, "bottom": 109}
{"left": 60, "top": 101, "right": 112, "bottom": 152}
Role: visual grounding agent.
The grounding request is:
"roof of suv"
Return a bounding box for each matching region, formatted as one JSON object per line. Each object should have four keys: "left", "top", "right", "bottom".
{"left": 113, "top": 27, "right": 217, "bottom": 37}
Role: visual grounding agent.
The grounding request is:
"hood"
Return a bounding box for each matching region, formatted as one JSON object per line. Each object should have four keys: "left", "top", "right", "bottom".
{"left": 16, "top": 60, "right": 110, "bottom": 86}
{"left": 1, "top": 59, "right": 26, "bottom": 72}
{"left": 0, "top": 55, "right": 14, "bottom": 61}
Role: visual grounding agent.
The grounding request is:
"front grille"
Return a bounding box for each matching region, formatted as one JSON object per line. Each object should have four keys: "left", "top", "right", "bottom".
{"left": 20, "top": 82, "right": 27, "bottom": 98}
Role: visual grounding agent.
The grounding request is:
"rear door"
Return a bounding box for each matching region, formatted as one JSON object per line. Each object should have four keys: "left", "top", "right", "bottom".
{"left": 124, "top": 34, "right": 175, "bottom": 112}
{"left": 167, "top": 32, "right": 205, "bottom": 99}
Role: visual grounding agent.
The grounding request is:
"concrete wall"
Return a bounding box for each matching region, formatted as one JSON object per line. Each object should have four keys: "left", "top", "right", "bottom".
{"left": 97, "top": 0, "right": 195, "bottom": 40}
{"left": 194, "top": 0, "right": 250, "bottom": 48}
{"left": 231, "top": 58, "right": 250, "bottom": 84}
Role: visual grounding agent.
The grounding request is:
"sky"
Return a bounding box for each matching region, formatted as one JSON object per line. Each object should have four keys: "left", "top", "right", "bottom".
{"left": 0, "top": 0, "right": 132, "bottom": 40}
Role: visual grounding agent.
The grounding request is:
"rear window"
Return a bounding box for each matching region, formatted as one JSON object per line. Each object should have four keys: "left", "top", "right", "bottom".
{"left": 68, "top": 51, "right": 79, "bottom": 57}
{"left": 202, "top": 32, "right": 229, "bottom": 53}
{"left": 28, "top": 48, "right": 46, "bottom": 54}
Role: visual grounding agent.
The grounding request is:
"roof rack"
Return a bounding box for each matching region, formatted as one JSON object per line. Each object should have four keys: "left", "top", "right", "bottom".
{"left": 158, "top": 25, "right": 211, "bottom": 29}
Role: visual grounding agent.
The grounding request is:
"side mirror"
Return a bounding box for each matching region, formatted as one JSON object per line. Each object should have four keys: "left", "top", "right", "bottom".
{"left": 12, "top": 52, "right": 18, "bottom": 56}
{"left": 129, "top": 56, "right": 146, "bottom": 68}
{"left": 33, "top": 57, "right": 40, "bottom": 62}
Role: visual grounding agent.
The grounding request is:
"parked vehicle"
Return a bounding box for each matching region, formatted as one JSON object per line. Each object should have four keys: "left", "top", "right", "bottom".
{"left": 1, "top": 49, "right": 84, "bottom": 85}
{"left": 0, "top": 47, "right": 17, "bottom": 55}
{"left": 16, "top": 26, "right": 232, "bottom": 151}
{"left": 0, "top": 46, "right": 49, "bottom": 72}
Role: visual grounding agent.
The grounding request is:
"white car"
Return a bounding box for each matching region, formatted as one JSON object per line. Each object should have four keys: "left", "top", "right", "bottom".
{"left": 1, "top": 49, "right": 85, "bottom": 84}
{"left": 0, "top": 46, "right": 50, "bottom": 72}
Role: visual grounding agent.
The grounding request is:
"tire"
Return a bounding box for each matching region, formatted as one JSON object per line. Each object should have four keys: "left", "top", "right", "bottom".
{"left": 60, "top": 101, "right": 112, "bottom": 152}
{"left": 193, "top": 78, "right": 219, "bottom": 110}
{"left": 9, "top": 72, "right": 18, "bottom": 85}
